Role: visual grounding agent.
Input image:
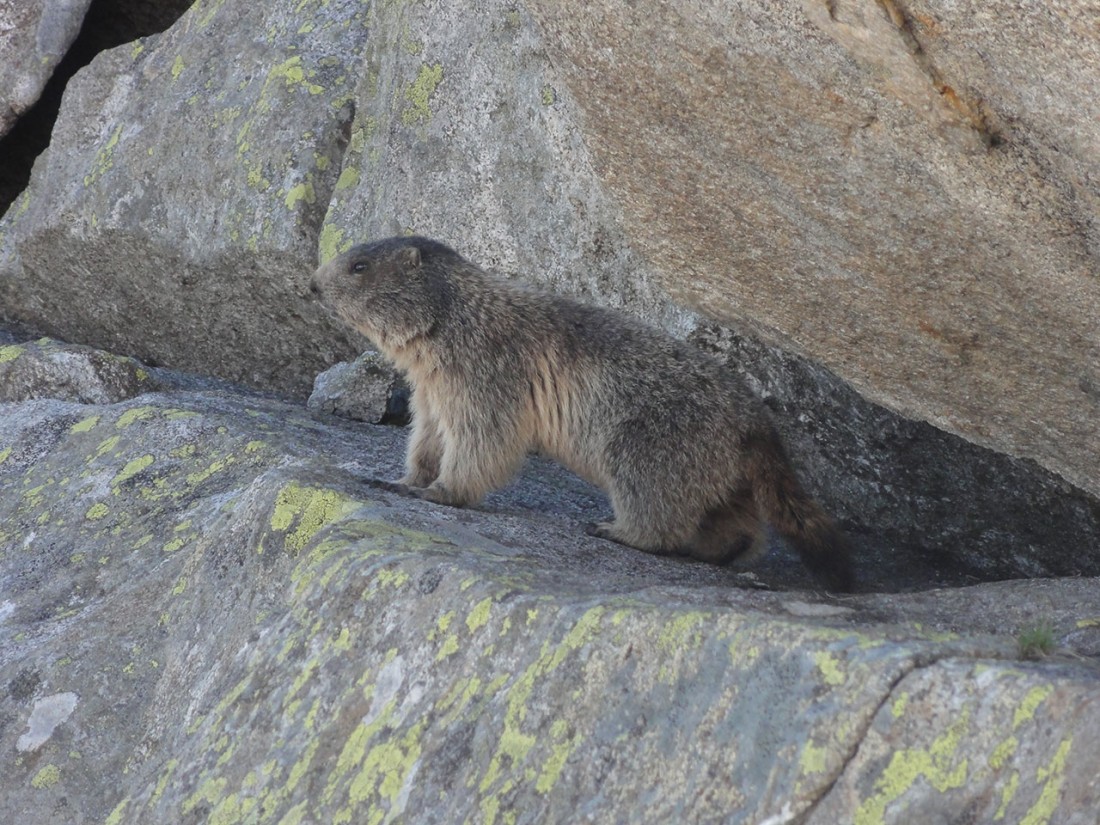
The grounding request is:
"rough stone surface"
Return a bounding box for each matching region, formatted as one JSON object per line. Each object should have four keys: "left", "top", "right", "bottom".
{"left": 317, "top": 0, "right": 687, "bottom": 330}
{"left": 2, "top": 351, "right": 1100, "bottom": 824}
{"left": 524, "top": 0, "right": 1100, "bottom": 498}
{"left": 307, "top": 350, "right": 409, "bottom": 425}
{"left": 0, "top": 0, "right": 194, "bottom": 215}
{"left": 0, "top": 0, "right": 92, "bottom": 137}
{"left": 0, "top": 335, "right": 273, "bottom": 403}
{"left": 1, "top": 4, "right": 1098, "bottom": 819}
{"left": 1, "top": 1, "right": 1098, "bottom": 595}
{"left": 0, "top": 0, "right": 370, "bottom": 395}
{"left": 0, "top": 336, "right": 159, "bottom": 404}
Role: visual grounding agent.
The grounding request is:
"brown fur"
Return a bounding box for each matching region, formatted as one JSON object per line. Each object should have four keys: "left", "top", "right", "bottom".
{"left": 310, "top": 236, "right": 853, "bottom": 591}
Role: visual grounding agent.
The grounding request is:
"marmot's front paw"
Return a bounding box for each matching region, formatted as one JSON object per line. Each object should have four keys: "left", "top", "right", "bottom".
{"left": 365, "top": 478, "right": 413, "bottom": 495}
{"left": 366, "top": 478, "right": 463, "bottom": 507}
{"left": 585, "top": 521, "right": 617, "bottom": 541}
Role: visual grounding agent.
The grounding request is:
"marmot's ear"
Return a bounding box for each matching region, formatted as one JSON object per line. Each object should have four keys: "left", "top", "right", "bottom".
{"left": 399, "top": 246, "right": 421, "bottom": 270}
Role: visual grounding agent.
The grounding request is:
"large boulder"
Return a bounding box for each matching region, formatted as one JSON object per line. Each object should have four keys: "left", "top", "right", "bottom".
{"left": 2, "top": 341, "right": 1100, "bottom": 824}
{"left": 0, "top": 0, "right": 370, "bottom": 395}
{"left": 313, "top": 0, "right": 1100, "bottom": 500}
{"left": 270, "top": 0, "right": 1100, "bottom": 580}
{"left": 1, "top": 1, "right": 1098, "bottom": 575}
{"left": 523, "top": 0, "right": 1100, "bottom": 498}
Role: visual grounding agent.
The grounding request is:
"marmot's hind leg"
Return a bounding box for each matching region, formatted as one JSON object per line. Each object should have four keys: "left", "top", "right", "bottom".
{"left": 584, "top": 519, "right": 673, "bottom": 555}
{"left": 586, "top": 482, "right": 700, "bottom": 556}
{"left": 687, "top": 487, "right": 766, "bottom": 564}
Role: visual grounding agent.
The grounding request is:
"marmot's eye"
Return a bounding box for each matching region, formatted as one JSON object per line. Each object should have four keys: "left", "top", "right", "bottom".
{"left": 351, "top": 261, "right": 368, "bottom": 274}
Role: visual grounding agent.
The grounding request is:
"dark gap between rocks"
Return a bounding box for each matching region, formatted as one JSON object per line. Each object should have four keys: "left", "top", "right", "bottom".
{"left": 691, "top": 324, "right": 1100, "bottom": 593}
{"left": 0, "top": 0, "right": 192, "bottom": 216}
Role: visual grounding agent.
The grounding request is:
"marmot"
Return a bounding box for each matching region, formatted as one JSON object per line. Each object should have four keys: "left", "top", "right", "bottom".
{"left": 310, "top": 236, "right": 853, "bottom": 591}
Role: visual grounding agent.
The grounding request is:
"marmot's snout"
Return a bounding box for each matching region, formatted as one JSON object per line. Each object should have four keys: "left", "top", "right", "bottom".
{"left": 309, "top": 260, "right": 337, "bottom": 303}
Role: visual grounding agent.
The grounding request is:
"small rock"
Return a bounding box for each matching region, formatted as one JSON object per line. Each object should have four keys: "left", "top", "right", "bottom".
{"left": 307, "top": 350, "right": 409, "bottom": 425}
{"left": 0, "top": 337, "right": 159, "bottom": 404}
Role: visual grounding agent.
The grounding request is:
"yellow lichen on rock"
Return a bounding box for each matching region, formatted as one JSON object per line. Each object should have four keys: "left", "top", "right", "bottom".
{"left": 269, "top": 482, "right": 362, "bottom": 554}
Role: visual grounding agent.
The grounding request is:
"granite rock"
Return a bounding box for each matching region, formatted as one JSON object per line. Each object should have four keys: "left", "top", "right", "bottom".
{"left": 0, "top": 0, "right": 92, "bottom": 137}
{"left": 2, "top": 352, "right": 1099, "bottom": 824}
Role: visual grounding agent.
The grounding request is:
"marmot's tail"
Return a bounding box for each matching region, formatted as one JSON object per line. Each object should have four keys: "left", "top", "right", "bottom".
{"left": 744, "top": 427, "right": 854, "bottom": 591}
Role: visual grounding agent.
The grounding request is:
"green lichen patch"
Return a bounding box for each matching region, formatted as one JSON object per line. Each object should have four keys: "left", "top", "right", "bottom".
{"left": 70, "top": 415, "right": 101, "bottom": 434}
{"left": 855, "top": 710, "right": 971, "bottom": 824}
{"left": 813, "top": 650, "right": 847, "bottom": 687}
{"left": 284, "top": 179, "right": 317, "bottom": 210}
{"left": 401, "top": 63, "right": 443, "bottom": 126}
{"left": 800, "top": 740, "right": 830, "bottom": 776}
{"left": 116, "top": 406, "right": 159, "bottom": 428}
{"left": 0, "top": 344, "right": 25, "bottom": 364}
{"left": 104, "top": 796, "right": 130, "bottom": 825}
{"left": 318, "top": 224, "right": 352, "bottom": 264}
{"left": 330, "top": 715, "right": 427, "bottom": 823}
{"left": 335, "top": 166, "right": 360, "bottom": 192}
{"left": 83, "top": 124, "right": 124, "bottom": 187}
{"left": 269, "top": 55, "right": 325, "bottom": 95}
{"left": 536, "top": 721, "right": 581, "bottom": 795}
{"left": 466, "top": 597, "right": 494, "bottom": 634}
{"left": 30, "top": 764, "right": 60, "bottom": 789}
{"left": 1023, "top": 737, "right": 1072, "bottom": 825}
{"left": 269, "top": 482, "right": 363, "bottom": 555}
{"left": 475, "top": 605, "right": 605, "bottom": 803}
{"left": 185, "top": 456, "right": 237, "bottom": 487}
{"left": 113, "top": 455, "right": 156, "bottom": 488}
{"left": 91, "top": 435, "right": 122, "bottom": 461}
{"left": 1014, "top": 686, "right": 1053, "bottom": 729}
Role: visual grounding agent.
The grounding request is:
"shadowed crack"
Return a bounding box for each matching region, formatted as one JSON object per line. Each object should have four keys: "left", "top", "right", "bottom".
{"left": 805, "top": 0, "right": 1003, "bottom": 151}
{"left": 875, "top": 0, "right": 1005, "bottom": 147}
{"left": 298, "top": 99, "right": 356, "bottom": 251}
{"left": 792, "top": 651, "right": 929, "bottom": 824}
{"left": 0, "top": 0, "right": 192, "bottom": 215}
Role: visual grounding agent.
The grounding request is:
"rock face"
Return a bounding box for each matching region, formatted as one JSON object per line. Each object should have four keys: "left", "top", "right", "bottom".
{"left": 2, "top": 0, "right": 1100, "bottom": 813}
{"left": 0, "top": 0, "right": 686, "bottom": 398}
{"left": 1, "top": 0, "right": 1098, "bottom": 585}
{"left": 4, "top": 0, "right": 1100, "bottom": 483}
{"left": 0, "top": 0, "right": 370, "bottom": 395}
{"left": 526, "top": 0, "right": 1100, "bottom": 499}
{"left": 0, "top": 0, "right": 92, "bottom": 138}
{"left": 3, "top": 342, "right": 1100, "bottom": 824}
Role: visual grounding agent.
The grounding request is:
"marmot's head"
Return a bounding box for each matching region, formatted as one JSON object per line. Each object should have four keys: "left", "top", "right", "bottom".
{"left": 310, "top": 236, "right": 461, "bottom": 352}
